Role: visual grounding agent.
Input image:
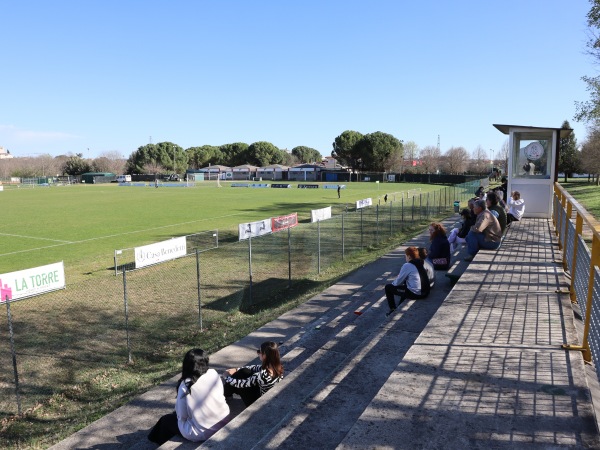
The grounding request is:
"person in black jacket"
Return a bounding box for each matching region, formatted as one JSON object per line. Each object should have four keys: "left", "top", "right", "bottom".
{"left": 426, "top": 222, "right": 451, "bottom": 270}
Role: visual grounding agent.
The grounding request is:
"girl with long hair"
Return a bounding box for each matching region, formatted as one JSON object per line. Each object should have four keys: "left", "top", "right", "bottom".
{"left": 222, "top": 341, "right": 284, "bottom": 407}
{"left": 148, "top": 348, "right": 230, "bottom": 445}
{"left": 427, "top": 222, "right": 451, "bottom": 270}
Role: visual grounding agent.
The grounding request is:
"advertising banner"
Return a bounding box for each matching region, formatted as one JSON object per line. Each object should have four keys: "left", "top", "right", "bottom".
{"left": 323, "top": 184, "right": 345, "bottom": 190}
{"left": 311, "top": 206, "right": 332, "bottom": 222}
{"left": 135, "top": 236, "right": 187, "bottom": 269}
{"left": 238, "top": 219, "right": 273, "bottom": 240}
{"left": 271, "top": 213, "right": 298, "bottom": 232}
{"left": 271, "top": 184, "right": 292, "bottom": 188}
{"left": 356, "top": 198, "right": 373, "bottom": 209}
{"left": 298, "top": 184, "right": 319, "bottom": 189}
{"left": 0, "top": 262, "right": 66, "bottom": 303}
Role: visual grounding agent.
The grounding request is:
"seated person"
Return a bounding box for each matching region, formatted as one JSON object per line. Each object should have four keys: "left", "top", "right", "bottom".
{"left": 507, "top": 191, "right": 525, "bottom": 224}
{"left": 474, "top": 185, "right": 485, "bottom": 199}
{"left": 418, "top": 247, "right": 435, "bottom": 289}
{"left": 222, "top": 341, "right": 284, "bottom": 407}
{"left": 495, "top": 189, "right": 509, "bottom": 213}
{"left": 149, "top": 349, "right": 230, "bottom": 445}
{"left": 464, "top": 199, "right": 502, "bottom": 262}
{"left": 486, "top": 192, "right": 507, "bottom": 234}
{"left": 427, "top": 222, "right": 451, "bottom": 270}
{"left": 385, "top": 246, "right": 431, "bottom": 316}
{"left": 448, "top": 208, "right": 475, "bottom": 253}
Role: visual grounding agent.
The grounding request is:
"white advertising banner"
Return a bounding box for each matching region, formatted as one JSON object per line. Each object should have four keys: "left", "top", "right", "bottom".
{"left": 356, "top": 198, "right": 373, "bottom": 209}
{"left": 135, "top": 236, "right": 187, "bottom": 269}
{"left": 311, "top": 206, "right": 332, "bottom": 222}
{"left": 0, "top": 262, "right": 66, "bottom": 302}
{"left": 238, "top": 219, "right": 272, "bottom": 240}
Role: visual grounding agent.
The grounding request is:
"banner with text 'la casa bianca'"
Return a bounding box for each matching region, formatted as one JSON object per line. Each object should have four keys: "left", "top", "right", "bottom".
{"left": 0, "top": 262, "right": 66, "bottom": 303}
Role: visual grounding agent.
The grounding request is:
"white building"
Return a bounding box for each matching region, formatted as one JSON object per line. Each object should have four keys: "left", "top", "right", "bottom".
{"left": 0, "top": 147, "right": 14, "bottom": 159}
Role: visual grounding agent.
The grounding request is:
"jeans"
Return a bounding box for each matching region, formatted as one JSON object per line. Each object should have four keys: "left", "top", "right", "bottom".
{"left": 465, "top": 231, "right": 500, "bottom": 256}
{"left": 384, "top": 282, "right": 424, "bottom": 310}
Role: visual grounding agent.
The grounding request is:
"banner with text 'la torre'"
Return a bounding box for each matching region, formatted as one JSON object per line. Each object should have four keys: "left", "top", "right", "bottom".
{"left": 0, "top": 262, "right": 66, "bottom": 303}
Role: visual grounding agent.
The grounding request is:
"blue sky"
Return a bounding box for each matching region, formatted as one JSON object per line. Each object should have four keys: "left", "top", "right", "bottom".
{"left": 0, "top": 0, "right": 594, "bottom": 159}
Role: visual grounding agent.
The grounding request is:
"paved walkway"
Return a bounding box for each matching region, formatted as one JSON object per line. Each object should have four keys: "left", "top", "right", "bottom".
{"left": 49, "top": 217, "right": 600, "bottom": 450}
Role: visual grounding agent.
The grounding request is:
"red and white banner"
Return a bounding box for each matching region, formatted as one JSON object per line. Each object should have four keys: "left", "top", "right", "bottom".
{"left": 271, "top": 213, "right": 298, "bottom": 232}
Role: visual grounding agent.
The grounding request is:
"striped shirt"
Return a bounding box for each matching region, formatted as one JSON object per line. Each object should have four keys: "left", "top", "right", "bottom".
{"left": 224, "top": 364, "right": 282, "bottom": 396}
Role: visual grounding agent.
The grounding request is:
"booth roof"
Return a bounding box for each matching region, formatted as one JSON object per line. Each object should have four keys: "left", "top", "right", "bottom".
{"left": 493, "top": 124, "right": 572, "bottom": 138}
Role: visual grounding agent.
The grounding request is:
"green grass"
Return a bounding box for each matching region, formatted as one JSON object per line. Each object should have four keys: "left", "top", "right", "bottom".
{"left": 0, "top": 179, "right": 469, "bottom": 449}
{"left": 0, "top": 181, "right": 434, "bottom": 279}
{"left": 560, "top": 180, "right": 600, "bottom": 220}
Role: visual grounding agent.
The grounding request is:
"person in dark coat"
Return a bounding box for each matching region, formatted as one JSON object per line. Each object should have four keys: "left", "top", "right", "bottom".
{"left": 426, "top": 222, "right": 451, "bottom": 270}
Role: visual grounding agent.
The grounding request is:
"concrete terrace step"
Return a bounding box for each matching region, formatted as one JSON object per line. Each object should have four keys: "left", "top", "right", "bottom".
{"left": 50, "top": 216, "right": 461, "bottom": 450}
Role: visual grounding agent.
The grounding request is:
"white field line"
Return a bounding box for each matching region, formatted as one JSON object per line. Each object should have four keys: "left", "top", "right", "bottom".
{"left": 0, "top": 232, "right": 74, "bottom": 243}
{"left": 0, "top": 212, "right": 245, "bottom": 257}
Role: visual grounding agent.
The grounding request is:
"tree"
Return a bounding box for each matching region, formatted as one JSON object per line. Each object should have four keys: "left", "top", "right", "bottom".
{"left": 63, "top": 154, "right": 92, "bottom": 176}
{"left": 469, "top": 145, "right": 489, "bottom": 174}
{"left": 92, "top": 151, "right": 126, "bottom": 174}
{"left": 186, "top": 145, "right": 222, "bottom": 169}
{"left": 125, "top": 142, "right": 186, "bottom": 174}
{"left": 332, "top": 130, "right": 364, "bottom": 171}
{"left": 419, "top": 145, "right": 441, "bottom": 174}
{"left": 581, "top": 124, "right": 600, "bottom": 185}
{"left": 291, "top": 146, "right": 322, "bottom": 163}
{"left": 354, "top": 131, "right": 403, "bottom": 172}
{"left": 219, "top": 142, "right": 249, "bottom": 167}
{"left": 575, "top": 2, "right": 600, "bottom": 123}
{"left": 443, "top": 146, "right": 469, "bottom": 174}
{"left": 247, "top": 141, "right": 282, "bottom": 166}
{"left": 558, "top": 120, "right": 580, "bottom": 182}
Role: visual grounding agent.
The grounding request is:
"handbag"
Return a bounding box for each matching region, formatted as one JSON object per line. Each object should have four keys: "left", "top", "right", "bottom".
{"left": 432, "top": 257, "right": 449, "bottom": 266}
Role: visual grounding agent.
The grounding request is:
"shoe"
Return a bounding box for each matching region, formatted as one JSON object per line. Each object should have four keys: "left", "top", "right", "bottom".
{"left": 386, "top": 308, "right": 396, "bottom": 317}
{"left": 464, "top": 255, "right": 474, "bottom": 262}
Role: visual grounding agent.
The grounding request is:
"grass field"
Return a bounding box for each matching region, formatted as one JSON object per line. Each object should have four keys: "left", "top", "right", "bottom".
{"left": 0, "top": 179, "right": 466, "bottom": 449}
{"left": 560, "top": 180, "right": 600, "bottom": 220}
{"left": 0, "top": 181, "right": 436, "bottom": 279}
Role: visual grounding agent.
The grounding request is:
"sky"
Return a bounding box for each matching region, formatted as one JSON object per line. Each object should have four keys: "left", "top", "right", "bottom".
{"left": 0, "top": 0, "right": 595, "bottom": 160}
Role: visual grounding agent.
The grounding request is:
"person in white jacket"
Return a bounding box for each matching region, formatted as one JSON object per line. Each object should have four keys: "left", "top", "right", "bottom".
{"left": 507, "top": 191, "right": 526, "bottom": 224}
{"left": 149, "top": 349, "right": 230, "bottom": 445}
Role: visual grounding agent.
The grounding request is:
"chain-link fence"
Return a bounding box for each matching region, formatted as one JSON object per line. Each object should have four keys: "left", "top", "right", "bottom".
{"left": 1, "top": 180, "right": 483, "bottom": 417}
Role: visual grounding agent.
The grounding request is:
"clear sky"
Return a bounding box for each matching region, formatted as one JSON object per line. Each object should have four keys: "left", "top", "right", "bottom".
{"left": 0, "top": 0, "right": 594, "bottom": 159}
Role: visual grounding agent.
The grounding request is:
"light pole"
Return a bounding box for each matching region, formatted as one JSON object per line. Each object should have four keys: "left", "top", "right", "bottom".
{"left": 489, "top": 149, "right": 493, "bottom": 174}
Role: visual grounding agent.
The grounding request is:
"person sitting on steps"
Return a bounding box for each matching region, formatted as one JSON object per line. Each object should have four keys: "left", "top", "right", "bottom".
{"left": 464, "top": 199, "right": 502, "bottom": 262}
{"left": 222, "top": 341, "right": 284, "bottom": 407}
{"left": 385, "top": 246, "right": 431, "bottom": 316}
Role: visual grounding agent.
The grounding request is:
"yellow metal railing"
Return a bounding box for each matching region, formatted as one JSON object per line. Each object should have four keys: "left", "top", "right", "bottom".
{"left": 554, "top": 182, "right": 600, "bottom": 363}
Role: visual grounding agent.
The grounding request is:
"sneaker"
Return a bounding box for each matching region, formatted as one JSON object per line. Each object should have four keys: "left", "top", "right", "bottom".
{"left": 464, "top": 255, "right": 474, "bottom": 262}
{"left": 386, "top": 308, "right": 396, "bottom": 317}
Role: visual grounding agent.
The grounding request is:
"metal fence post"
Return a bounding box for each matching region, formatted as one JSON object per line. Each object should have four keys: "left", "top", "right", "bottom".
{"left": 318, "top": 220, "right": 321, "bottom": 274}
{"left": 360, "top": 208, "right": 364, "bottom": 250}
{"left": 342, "top": 213, "right": 345, "bottom": 261}
{"left": 122, "top": 270, "right": 133, "bottom": 364}
{"left": 248, "top": 234, "right": 253, "bottom": 306}
{"left": 5, "top": 297, "right": 22, "bottom": 414}
{"left": 376, "top": 204, "right": 379, "bottom": 244}
{"left": 389, "top": 201, "right": 393, "bottom": 237}
{"left": 288, "top": 225, "right": 292, "bottom": 288}
{"left": 196, "top": 248, "right": 203, "bottom": 331}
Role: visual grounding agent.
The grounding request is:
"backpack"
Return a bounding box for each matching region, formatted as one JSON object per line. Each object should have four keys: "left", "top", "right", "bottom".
{"left": 409, "top": 259, "right": 430, "bottom": 297}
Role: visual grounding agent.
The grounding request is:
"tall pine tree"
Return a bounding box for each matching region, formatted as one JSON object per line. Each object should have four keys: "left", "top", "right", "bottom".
{"left": 559, "top": 120, "right": 580, "bottom": 182}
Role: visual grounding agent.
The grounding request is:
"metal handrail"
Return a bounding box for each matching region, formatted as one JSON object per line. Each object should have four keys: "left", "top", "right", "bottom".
{"left": 554, "top": 182, "right": 600, "bottom": 363}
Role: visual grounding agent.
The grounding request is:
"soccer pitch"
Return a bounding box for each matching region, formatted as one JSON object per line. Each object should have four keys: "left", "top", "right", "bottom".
{"left": 0, "top": 181, "right": 435, "bottom": 278}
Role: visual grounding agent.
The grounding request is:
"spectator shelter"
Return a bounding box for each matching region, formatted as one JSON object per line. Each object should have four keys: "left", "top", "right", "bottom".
{"left": 256, "top": 164, "right": 289, "bottom": 180}
{"left": 494, "top": 124, "right": 572, "bottom": 218}
{"left": 187, "top": 165, "right": 232, "bottom": 180}
{"left": 288, "top": 163, "right": 321, "bottom": 181}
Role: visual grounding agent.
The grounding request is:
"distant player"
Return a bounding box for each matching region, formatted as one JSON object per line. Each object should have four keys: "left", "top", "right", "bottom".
{"left": 337, "top": 185, "right": 341, "bottom": 199}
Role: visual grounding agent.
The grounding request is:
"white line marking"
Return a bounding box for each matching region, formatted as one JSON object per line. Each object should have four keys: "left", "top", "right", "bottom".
{"left": 0, "top": 212, "right": 245, "bottom": 257}
{"left": 0, "top": 232, "right": 73, "bottom": 243}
